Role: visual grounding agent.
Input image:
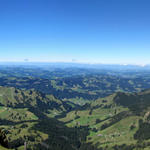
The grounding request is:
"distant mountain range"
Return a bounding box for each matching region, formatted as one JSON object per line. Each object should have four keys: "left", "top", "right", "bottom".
{"left": 0, "top": 62, "right": 150, "bottom": 70}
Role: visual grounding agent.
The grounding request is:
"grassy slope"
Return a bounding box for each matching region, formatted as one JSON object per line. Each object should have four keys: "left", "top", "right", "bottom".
{"left": 0, "top": 146, "right": 11, "bottom": 150}
{"left": 60, "top": 91, "right": 150, "bottom": 149}
{"left": 2, "top": 86, "right": 150, "bottom": 149}
{"left": 0, "top": 86, "right": 86, "bottom": 150}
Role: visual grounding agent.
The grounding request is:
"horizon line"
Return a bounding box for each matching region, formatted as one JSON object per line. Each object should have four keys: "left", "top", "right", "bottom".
{"left": 0, "top": 61, "right": 149, "bottom": 66}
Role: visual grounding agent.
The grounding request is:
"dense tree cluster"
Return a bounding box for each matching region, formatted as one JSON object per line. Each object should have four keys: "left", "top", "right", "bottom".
{"left": 0, "top": 128, "right": 8, "bottom": 148}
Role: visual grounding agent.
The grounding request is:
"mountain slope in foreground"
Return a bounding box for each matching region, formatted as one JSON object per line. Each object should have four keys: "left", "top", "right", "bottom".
{"left": 0, "top": 86, "right": 90, "bottom": 150}
{"left": 60, "top": 89, "right": 150, "bottom": 150}
{"left": 1, "top": 86, "right": 150, "bottom": 149}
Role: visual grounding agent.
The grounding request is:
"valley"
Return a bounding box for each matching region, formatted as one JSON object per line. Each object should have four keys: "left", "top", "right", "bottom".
{"left": 0, "top": 66, "right": 150, "bottom": 149}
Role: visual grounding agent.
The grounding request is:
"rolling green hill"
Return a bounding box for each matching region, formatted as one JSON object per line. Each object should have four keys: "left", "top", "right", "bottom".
{"left": 60, "top": 90, "right": 150, "bottom": 150}
{"left": 0, "top": 86, "right": 79, "bottom": 115}
{"left": 0, "top": 86, "right": 86, "bottom": 150}
{"left": 1, "top": 85, "right": 150, "bottom": 149}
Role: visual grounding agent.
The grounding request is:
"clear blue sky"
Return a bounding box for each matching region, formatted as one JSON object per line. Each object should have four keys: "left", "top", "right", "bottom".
{"left": 0, "top": 0, "right": 150, "bottom": 64}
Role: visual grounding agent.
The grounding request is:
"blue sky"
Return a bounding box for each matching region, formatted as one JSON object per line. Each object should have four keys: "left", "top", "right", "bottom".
{"left": 0, "top": 0, "right": 150, "bottom": 64}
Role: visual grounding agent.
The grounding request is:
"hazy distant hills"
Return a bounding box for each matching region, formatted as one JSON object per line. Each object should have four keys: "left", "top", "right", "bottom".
{"left": 0, "top": 62, "right": 150, "bottom": 70}
{"left": 1, "top": 67, "right": 150, "bottom": 103}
